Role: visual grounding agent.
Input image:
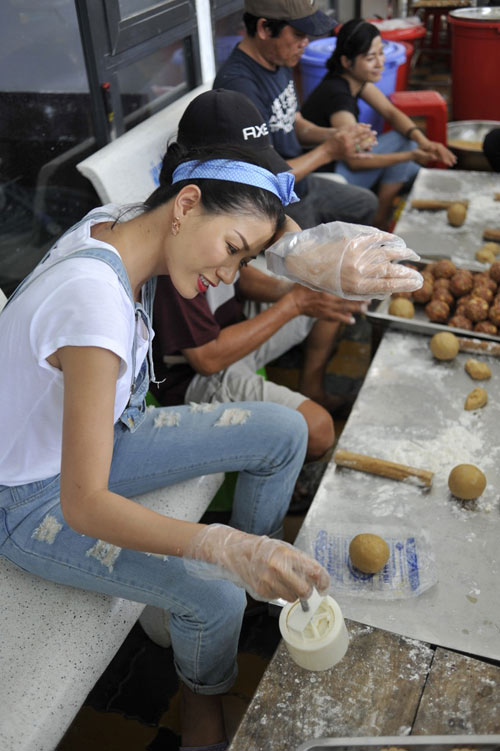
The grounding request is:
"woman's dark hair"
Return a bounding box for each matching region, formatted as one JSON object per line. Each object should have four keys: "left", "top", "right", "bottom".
{"left": 327, "top": 19, "right": 380, "bottom": 75}
{"left": 144, "top": 142, "right": 286, "bottom": 233}
{"left": 243, "top": 12, "right": 288, "bottom": 38}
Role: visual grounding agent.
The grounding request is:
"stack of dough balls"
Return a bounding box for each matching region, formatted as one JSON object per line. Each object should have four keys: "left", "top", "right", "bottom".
{"left": 349, "top": 533, "right": 390, "bottom": 574}
{"left": 448, "top": 464, "right": 487, "bottom": 500}
{"left": 390, "top": 259, "right": 500, "bottom": 335}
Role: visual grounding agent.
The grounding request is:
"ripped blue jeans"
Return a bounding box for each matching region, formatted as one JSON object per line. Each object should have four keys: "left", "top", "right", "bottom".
{"left": 0, "top": 401, "right": 307, "bottom": 694}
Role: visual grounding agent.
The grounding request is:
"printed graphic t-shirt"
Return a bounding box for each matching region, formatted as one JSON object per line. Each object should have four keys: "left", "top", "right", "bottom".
{"left": 214, "top": 46, "right": 308, "bottom": 197}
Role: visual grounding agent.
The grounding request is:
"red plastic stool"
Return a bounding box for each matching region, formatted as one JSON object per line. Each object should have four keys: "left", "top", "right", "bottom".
{"left": 389, "top": 90, "right": 448, "bottom": 144}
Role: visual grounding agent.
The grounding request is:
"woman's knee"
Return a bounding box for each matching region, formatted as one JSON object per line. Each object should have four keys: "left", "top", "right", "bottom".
{"left": 251, "top": 401, "right": 308, "bottom": 455}
{"left": 298, "top": 401, "right": 335, "bottom": 459}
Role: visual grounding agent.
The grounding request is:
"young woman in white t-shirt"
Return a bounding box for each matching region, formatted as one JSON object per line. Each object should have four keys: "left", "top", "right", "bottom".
{"left": 0, "top": 142, "right": 329, "bottom": 751}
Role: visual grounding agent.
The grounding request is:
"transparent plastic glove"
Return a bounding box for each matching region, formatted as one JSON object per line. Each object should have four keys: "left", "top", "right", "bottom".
{"left": 183, "top": 524, "right": 330, "bottom": 603}
{"left": 265, "top": 221, "right": 423, "bottom": 300}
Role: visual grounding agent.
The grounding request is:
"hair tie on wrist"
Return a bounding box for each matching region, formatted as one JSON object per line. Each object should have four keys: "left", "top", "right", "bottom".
{"left": 405, "top": 125, "right": 419, "bottom": 139}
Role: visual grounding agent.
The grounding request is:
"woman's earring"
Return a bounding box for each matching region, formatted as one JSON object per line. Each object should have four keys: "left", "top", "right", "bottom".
{"left": 171, "top": 217, "right": 181, "bottom": 236}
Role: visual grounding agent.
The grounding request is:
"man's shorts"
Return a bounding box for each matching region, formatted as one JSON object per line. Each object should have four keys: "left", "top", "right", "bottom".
{"left": 184, "top": 307, "right": 315, "bottom": 412}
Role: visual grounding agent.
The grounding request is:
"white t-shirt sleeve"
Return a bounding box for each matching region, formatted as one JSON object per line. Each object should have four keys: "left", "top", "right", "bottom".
{"left": 30, "top": 262, "right": 132, "bottom": 376}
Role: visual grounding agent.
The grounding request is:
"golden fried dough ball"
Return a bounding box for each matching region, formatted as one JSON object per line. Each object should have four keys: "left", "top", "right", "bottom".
{"left": 448, "top": 314, "right": 473, "bottom": 331}
{"left": 425, "top": 299, "right": 449, "bottom": 322}
{"left": 464, "top": 296, "right": 489, "bottom": 322}
{"left": 433, "top": 259, "right": 457, "bottom": 279}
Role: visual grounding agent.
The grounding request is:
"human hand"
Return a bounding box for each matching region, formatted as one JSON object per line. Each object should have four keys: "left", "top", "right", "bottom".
{"left": 265, "top": 221, "right": 424, "bottom": 300}
{"left": 412, "top": 148, "right": 436, "bottom": 166}
{"left": 183, "top": 524, "right": 330, "bottom": 602}
{"left": 324, "top": 123, "right": 377, "bottom": 160}
{"left": 290, "top": 284, "right": 368, "bottom": 324}
{"left": 422, "top": 141, "right": 457, "bottom": 167}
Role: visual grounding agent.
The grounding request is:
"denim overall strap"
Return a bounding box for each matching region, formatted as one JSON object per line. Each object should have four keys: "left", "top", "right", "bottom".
{"left": 1, "top": 212, "right": 114, "bottom": 312}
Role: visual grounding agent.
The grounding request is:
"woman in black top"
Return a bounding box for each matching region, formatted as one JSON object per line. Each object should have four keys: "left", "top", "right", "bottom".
{"left": 301, "top": 19, "right": 456, "bottom": 228}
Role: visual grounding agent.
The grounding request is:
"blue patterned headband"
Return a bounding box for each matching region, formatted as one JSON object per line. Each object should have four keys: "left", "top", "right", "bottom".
{"left": 171, "top": 159, "right": 299, "bottom": 206}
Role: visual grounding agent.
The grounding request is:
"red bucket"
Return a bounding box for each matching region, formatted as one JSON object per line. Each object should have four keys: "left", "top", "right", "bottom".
{"left": 449, "top": 7, "right": 500, "bottom": 121}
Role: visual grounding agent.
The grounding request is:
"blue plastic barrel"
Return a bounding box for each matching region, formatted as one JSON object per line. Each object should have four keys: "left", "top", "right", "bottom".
{"left": 299, "top": 38, "right": 406, "bottom": 133}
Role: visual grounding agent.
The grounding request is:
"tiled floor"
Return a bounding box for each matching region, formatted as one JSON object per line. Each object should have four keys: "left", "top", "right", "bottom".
{"left": 56, "top": 38, "right": 454, "bottom": 751}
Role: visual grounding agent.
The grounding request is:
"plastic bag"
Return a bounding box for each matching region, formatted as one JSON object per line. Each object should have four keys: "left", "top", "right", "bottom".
{"left": 265, "top": 221, "right": 423, "bottom": 300}
{"left": 302, "top": 523, "right": 437, "bottom": 600}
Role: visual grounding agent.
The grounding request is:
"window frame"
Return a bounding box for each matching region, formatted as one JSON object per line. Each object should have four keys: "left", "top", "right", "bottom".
{"left": 75, "top": 0, "right": 202, "bottom": 146}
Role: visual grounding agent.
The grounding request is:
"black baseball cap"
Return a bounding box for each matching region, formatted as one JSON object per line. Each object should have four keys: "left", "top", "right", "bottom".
{"left": 244, "top": 0, "right": 335, "bottom": 37}
{"left": 177, "top": 89, "right": 291, "bottom": 175}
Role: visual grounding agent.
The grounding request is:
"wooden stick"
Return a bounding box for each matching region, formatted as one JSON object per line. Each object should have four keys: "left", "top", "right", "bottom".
{"left": 458, "top": 337, "right": 500, "bottom": 356}
{"left": 334, "top": 449, "right": 433, "bottom": 487}
{"left": 494, "top": 193, "right": 500, "bottom": 202}
{"left": 411, "top": 199, "right": 469, "bottom": 210}
{"left": 483, "top": 227, "right": 500, "bottom": 242}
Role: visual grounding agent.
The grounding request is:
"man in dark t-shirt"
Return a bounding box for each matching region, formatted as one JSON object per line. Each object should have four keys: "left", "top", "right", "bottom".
{"left": 152, "top": 274, "right": 244, "bottom": 407}
{"left": 213, "top": 0, "right": 378, "bottom": 228}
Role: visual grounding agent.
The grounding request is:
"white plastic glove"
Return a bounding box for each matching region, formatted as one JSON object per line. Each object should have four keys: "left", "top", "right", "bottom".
{"left": 183, "top": 524, "right": 329, "bottom": 603}
{"left": 265, "top": 221, "right": 423, "bottom": 300}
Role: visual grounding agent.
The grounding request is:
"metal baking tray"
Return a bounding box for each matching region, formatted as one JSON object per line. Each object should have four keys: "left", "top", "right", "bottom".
{"left": 295, "top": 735, "right": 500, "bottom": 751}
{"left": 366, "top": 259, "right": 500, "bottom": 343}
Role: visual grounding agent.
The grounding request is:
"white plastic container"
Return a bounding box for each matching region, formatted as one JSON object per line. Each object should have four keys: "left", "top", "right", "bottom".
{"left": 279, "top": 595, "right": 349, "bottom": 671}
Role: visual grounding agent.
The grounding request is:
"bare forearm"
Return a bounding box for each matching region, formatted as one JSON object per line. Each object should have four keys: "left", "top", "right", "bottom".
{"left": 287, "top": 142, "right": 336, "bottom": 182}
{"left": 345, "top": 150, "right": 414, "bottom": 171}
{"left": 61, "top": 484, "right": 205, "bottom": 557}
{"left": 295, "top": 115, "right": 336, "bottom": 146}
{"left": 185, "top": 293, "right": 300, "bottom": 374}
{"left": 239, "top": 265, "right": 293, "bottom": 302}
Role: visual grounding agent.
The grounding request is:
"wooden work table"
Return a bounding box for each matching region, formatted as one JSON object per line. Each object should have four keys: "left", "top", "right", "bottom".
{"left": 229, "top": 623, "right": 500, "bottom": 750}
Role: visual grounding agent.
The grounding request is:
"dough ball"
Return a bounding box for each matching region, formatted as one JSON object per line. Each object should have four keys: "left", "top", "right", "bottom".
{"left": 349, "top": 533, "right": 390, "bottom": 574}
{"left": 464, "top": 296, "right": 489, "bottom": 322}
{"left": 412, "top": 280, "right": 433, "bottom": 304}
{"left": 489, "top": 261, "right": 500, "bottom": 283}
{"left": 392, "top": 291, "right": 413, "bottom": 300}
{"left": 476, "top": 247, "right": 496, "bottom": 264}
{"left": 430, "top": 331, "right": 459, "bottom": 360}
{"left": 471, "top": 285, "right": 494, "bottom": 303}
{"left": 464, "top": 386, "right": 488, "bottom": 411}
{"left": 488, "top": 303, "right": 500, "bottom": 326}
{"left": 422, "top": 270, "right": 434, "bottom": 285}
{"left": 465, "top": 358, "right": 492, "bottom": 380}
{"left": 447, "top": 203, "right": 467, "bottom": 227}
{"left": 425, "top": 299, "right": 450, "bottom": 322}
{"left": 475, "top": 273, "right": 497, "bottom": 292}
{"left": 474, "top": 320, "right": 497, "bottom": 335}
{"left": 423, "top": 261, "right": 438, "bottom": 276}
{"left": 448, "top": 464, "right": 486, "bottom": 500}
{"left": 448, "top": 314, "right": 473, "bottom": 331}
{"left": 388, "top": 298, "right": 414, "bottom": 318}
{"left": 481, "top": 241, "right": 500, "bottom": 256}
{"left": 433, "top": 287, "right": 455, "bottom": 307}
{"left": 455, "top": 294, "right": 472, "bottom": 315}
{"left": 434, "top": 278, "right": 451, "bottom": 290}
{"left": 450, "top": 270, "right": 473, "bottom": 297}
{"left": 433, "top": 259, "right": 457, "bottom": 279}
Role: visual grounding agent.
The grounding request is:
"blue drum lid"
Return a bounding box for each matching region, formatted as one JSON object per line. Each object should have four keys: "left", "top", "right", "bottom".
{"left": 302, "top": 38, "right": 406, "bottom": 66}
